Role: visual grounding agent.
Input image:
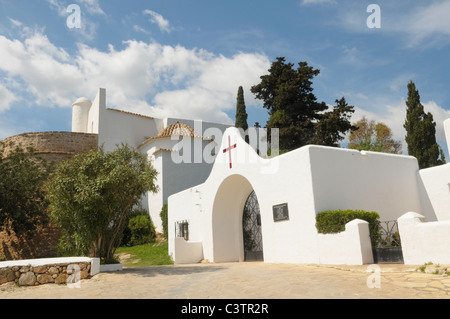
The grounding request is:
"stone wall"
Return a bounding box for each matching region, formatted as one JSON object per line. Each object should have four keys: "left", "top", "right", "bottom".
{"left": 0, "top": 131, "right": 98, "bottom": 160}
{"left": 0, "top": 262, "right": 92, "bottom": 286}
{"left": 0, "top": 257, "right": 99, "bottom": 286}
{"left": 0, "top": 131, "right": 98, "bottom": 260}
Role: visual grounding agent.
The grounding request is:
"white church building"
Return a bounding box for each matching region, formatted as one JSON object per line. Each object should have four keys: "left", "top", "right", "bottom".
{"left": 72, "top": 88, "right": 450, "bottom": 266}
{"left": 71, "top": 88, "right": 230, "bottom": 231}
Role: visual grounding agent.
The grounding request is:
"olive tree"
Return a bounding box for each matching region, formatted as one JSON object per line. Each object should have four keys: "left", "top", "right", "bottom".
{"left": 45, "top": 144, "right": 158, "bottom": 262}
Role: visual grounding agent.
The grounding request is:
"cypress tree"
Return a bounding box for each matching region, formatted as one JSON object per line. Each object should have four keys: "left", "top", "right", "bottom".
{"left": 235, "top": 86, "right": 248, "bottom": 131}
{"left": 404, "top": 81, "right": 445, "bottom": 168}
{"left": 235, "top": 86, "right": 249, "bottom": 142}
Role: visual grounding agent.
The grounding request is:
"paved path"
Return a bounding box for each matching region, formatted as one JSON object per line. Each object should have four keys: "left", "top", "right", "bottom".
{"left": 1, "top": 262, "right": 450, "bottom": 299}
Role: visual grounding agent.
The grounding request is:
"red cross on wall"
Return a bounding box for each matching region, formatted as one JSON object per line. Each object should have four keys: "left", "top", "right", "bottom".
{"left": 223, "top": 136, "right": 237, "bottom": 169}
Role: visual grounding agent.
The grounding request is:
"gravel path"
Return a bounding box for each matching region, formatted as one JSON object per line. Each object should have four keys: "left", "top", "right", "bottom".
{"left": 1, "top": 262, "right": 449, "bottom": 299}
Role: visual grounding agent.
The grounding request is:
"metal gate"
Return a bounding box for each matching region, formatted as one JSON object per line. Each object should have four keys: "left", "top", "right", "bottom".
{"left": 370, "top": 220, "right": 403, "bottom": 263}
{"left": 242, "top": 191, "right": 264, "bottom": 261}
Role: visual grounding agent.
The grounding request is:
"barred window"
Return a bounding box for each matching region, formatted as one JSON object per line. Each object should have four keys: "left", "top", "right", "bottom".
{"left": 175, "top": 220, "right": 189, "bottom": 241}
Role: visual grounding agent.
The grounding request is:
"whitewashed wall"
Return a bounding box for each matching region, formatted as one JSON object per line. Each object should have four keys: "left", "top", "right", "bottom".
{"left": 146, "top": 153, "right": 164, "bottom": 231}
{"left": 419, "top": 164, "right": 450, "bottom": 221}
{"left": 100, "top": 111, "right": 158, "bottom": 152}
{"left": 318, "top": 219, "right": 373, "bottom": 265}
{"left": 169, "top": 127, "right": 446, "bottom": 265}
{"left": 309, "top": 148, "right": 436, "bottom": 222}
{"left": 142, "top": 137, "right": 219, "bottom": 232}
{"left": 173, "top": 238, "right": 204, "bottom": 264}
{"left": 168, "top": 185, "right": 206, "bottom": 261}
{"left": 398, "top": 212, "right": 450, "bottom": 265}
{"left": 84, "top": 88, "right": 159, "bottom": 151}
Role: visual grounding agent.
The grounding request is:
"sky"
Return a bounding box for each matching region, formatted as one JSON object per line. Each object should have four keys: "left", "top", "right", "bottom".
{"left": 1, "top": 0, "right": 450, "bottom": 156}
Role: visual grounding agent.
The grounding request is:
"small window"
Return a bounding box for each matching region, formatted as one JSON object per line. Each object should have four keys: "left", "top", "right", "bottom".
{"left": 176, "top": 220, "right": 189, "bottom": 241}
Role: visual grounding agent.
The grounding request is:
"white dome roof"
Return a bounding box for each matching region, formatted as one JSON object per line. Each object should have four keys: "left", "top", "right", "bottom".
{"left": 72, "top": 97, "right": 92, "bottom": 106}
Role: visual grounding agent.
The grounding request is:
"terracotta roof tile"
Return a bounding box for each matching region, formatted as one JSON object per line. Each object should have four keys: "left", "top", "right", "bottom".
{"left": 138, "top": 121, "right": 213, "bottom": 148}
{"left": 156, "top": 121, "right": 201, "bottom": 138}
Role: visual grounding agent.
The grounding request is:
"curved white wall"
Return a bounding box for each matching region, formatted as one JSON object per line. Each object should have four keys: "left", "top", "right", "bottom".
{"left": 72, "top": 99, "right": 92, "bottom": 133}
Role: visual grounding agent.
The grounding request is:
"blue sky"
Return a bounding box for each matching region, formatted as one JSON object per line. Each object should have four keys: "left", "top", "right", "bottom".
{"left": 1, "top": 0, "right": 450, "bottom": 155}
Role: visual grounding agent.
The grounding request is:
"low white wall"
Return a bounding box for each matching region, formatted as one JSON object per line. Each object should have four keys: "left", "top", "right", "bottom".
{"left": 398, "top": 212, "right": 450, "bottom": 265}
{"left": 173, "top": 237, "right": 204, "bottom": 264}
{"left": 317, "top": 219, "right": 373, "bottom": 265}
{"left": 419, "top": 163, "right": 450, "bottom": 221}
{"left": 168, "top": 185, "right": 205, "bottom": 259}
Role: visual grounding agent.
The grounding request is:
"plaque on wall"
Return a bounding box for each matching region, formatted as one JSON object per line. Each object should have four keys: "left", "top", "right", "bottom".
{"left": 272, "top": 203, "right": 289, "bottom": 222}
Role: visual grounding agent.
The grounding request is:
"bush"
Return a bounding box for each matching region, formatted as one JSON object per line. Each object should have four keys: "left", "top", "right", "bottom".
{"left": 160, "top": 204, "right": 168, "bottom": 240}
{"left": 315, "top": 209, "right": 381, "bottom": 246}
{"left": 120, "top": 207, "right": 142, "bottom": 247}
{"left": 128, "top": 214, "right": 156, "bottom": 246}
{"left": 46, "top": 144, "right": 158, "bottom": 260}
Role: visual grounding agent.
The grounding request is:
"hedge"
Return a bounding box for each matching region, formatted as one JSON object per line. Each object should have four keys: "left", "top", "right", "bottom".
{"left": 160, "top": 204, "right": 168, "bottom": 240}
{"left": 315, "top": 209, "right": 381, "bottom": 246}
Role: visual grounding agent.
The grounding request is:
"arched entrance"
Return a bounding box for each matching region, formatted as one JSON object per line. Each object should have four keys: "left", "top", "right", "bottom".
{"left": 211, "top": 174, "right": 262, "bottom": 263}
{"left": 243, "top": 191, "right": 264, "bottom": 261}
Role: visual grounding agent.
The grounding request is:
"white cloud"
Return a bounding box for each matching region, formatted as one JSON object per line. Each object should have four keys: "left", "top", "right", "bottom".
{"left": 0, "top": 25, "right": 270, "bottom": 125}
{"left": 46, "top": 0, "right": 105, "bottom": 16}
{"left": 45, "top": 0, "right": 103, "bottom": 41}
{"left": 0, "top": 83, "right": 17, "bottom": 113}
{"left": 78, "top": 0, "right": 105, "bottom": 16}
{"left": 393, "top": 1, "right": 450, "bottom": 47}
{"left": 133, "top": 25, "right": 151, "bottom": 35}
{"left": 45, "top": 0, "right": 67, "bottom": 16}
{"left": 143, "top": 10, "right": 171, "bottom": 33}
{"left": 8, "top": 18, "right": 22, "bottom": 28}
{"left": 332, "top": 1, "right": 450, "bottom": 47}
{"left": 0, "top": 30, "right": 83, "bottom": 107}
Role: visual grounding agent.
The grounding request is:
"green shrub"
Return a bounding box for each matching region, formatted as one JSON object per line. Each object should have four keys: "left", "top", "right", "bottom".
{"left": 315, "top": 209, "right": 381, "bottom": 246}
{"left": 128, "top": 214, "right": 156, "bottom": 246}
{"left": 160, "top": 204, "right": 168, "bottom": 240}
{"left": 121, "top": 207, "right": 146, "bottom": 247}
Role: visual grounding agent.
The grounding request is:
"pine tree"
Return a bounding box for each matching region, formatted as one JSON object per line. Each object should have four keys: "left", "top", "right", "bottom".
{"left": 251, "top": 57, "right": 355, "bottom": 151}
{"left": 312, "top": 97, "right": 356, "bottom": 147}
{"left": 404, "top": 81, "right": 445, "bottom": 168}
{"left": 235, "top": 86, "right": 249, "bottom": 142}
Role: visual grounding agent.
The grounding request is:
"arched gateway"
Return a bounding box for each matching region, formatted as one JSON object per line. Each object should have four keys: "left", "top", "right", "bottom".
{"left": 211, "top": 175, "right": 263, "bottom": 263}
